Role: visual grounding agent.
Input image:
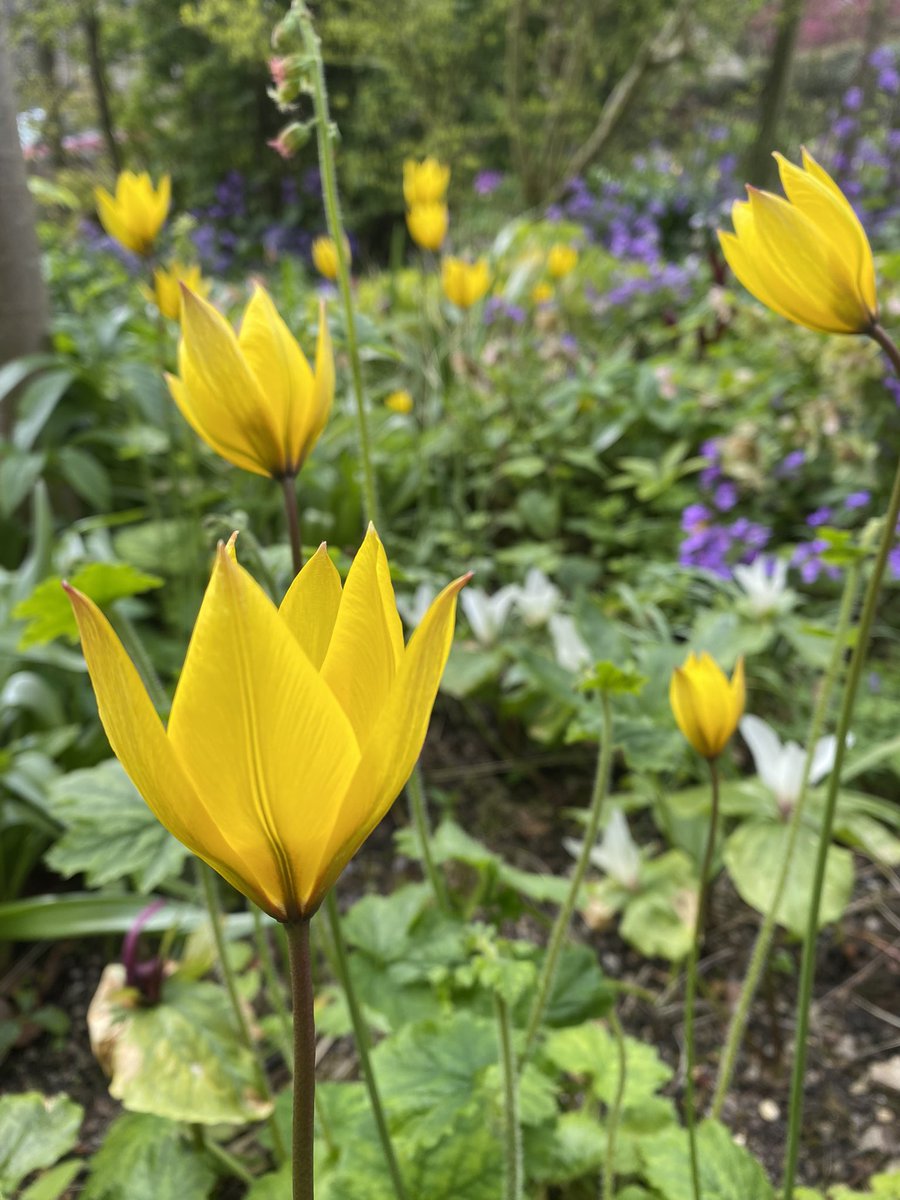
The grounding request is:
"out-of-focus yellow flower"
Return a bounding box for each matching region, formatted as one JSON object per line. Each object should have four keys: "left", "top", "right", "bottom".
{"left": 406, "top": 203, "right": 449, "bottom": 251}
{"left": 166, "top": 287, "right": 333, "bottom": 480}
{"left": 670, "top": 652, "right": 745, "bottom": 760}
{"left": 94, "top": 171, "right": 171, "bottom": 256}
{"left": 403, "top": 157, "right": 450, "bottom": 207}
{"left": 441, "top": 257, "right": 491, "bottom": 309}
{"left": 717, "top": 149, "right": 877, "bottom": 335}
{"left": 65, "top": 528, "right": 468, "bottom": 921}
{"left": 531, "top": 282, "right": 554, "bottom": 305}
{"left": 385, "top": 389, "right": 413, "bottom": 414}
{"left": 547, "top": 243, "right": 578, "bottom": 279}
{"left": 311, "top": 235, "right": 351, "bottom": 281}
{"left": 145, "top": 262, "right": 209, "bottom": 321}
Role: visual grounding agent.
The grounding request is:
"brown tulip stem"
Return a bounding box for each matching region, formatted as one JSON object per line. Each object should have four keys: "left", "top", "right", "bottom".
{"left": 286, "top": 918, "right": 316, "bottom": 1200}
{"left": 683, "top": 756, "right": 720, "bottom": 1200}
{"left": 870, "top": 321, "right": 900, "bottom": 378}
{"left": 281, "top": 473, "right": 304, "bottom": 574}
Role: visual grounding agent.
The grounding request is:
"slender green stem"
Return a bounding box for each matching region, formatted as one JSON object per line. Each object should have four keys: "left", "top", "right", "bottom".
{"left": 524, "top": 692, "right": 614, "bottom": 1054}
{"left": 684, "top": 757, "right": 721, "bottom": 1200}
{"left": 495, "top": 992, "right": 523, "bottom": 1200}
{"left": 603, "top": 1008, "right": 628, "bottom": 1200}
{"left": 783, "top": 440, "right": 900, "bottom": 1200}
{"left": 710, "top": 562, "right": 861, "bottom": 1118}
{"left": 324, "top": 892, "right": 409, "bottom": 1200}
{"left": 406, "top": 765, "right": 449, "bottom": 911}
{"left": 193, "top": 1125, "right": 255, "bottom": 1185}
{"left": 199, "top": 864, "right": 286, "bottom": 1164}
{"left": 299, "top": 6, "right": 380, "bottom": 526}
{"left": 286, "top": 920, "right": 316, "bottom": 1200}
{"left": 282, "top": 474, "right": 303, "bottom": 573}
{"left": 253, "top": 905, "right": 294, "bottom": 1071}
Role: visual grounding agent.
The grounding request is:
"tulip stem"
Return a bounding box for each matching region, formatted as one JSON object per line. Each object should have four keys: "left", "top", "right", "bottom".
{"left": 782, "top": 433, "right": 900, "bottom": 1200}
{"left": 406, "top": 765, "right": 449, "bottom": 911}
{"left": 710, "top": 561, "right": 861, "bottom": 1119}
{"left": 683, "top": 757, "right": 720, "bottom": 1200}
{"left": 198, "top": 864, "right": 286, "bottom": 1164}
{"left": 281, "top": 474, "right": 304, "bottom": 573}
{"left": 298, "top": 5, "right": 380, "bottom": 527}
{"left": 603, "top": 1006, "right": 628, "bottom": 1200}
{"left": 286, "top": 919, "right": 316, "bottom": 1200}
{"left": 524, "top": 691, "right": 614, "bottom": 1055}
{"left": 323, "top": 892, "right": 409, "bottom": 1200}
{"left": 870, "top": 321, "right": 900, "bottom": 376}
{"left": 495, "top": 990, "right": 523, "bottom": 1200}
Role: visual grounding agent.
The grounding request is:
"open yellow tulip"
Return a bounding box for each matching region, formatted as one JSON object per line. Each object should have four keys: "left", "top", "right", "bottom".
{"left": 65, "top": 527, "right": 467, "bottom": 921}
{"left": 718, "top": 149, "right": 877, "bottom": 335}
{"left": 403, "top": 157, "right": 451, "bottom": 207}
{"left": 441, "top": 256, "right": 491, "bottom": 309}
{"left": 166, "top": 286, "right": 333, "bottom": 480}
{"left": 94, "top": 170, "right": 171, "bottom": 256}
{"left": 670, "top": 652, "right": 745, "bottom": 760}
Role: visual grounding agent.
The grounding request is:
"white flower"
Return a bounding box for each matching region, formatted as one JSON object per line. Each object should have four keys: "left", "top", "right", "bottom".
{"left": 514, "top": 567, "right": 561, "bottom": 627}
{"left": 733, "top": 556, "right": 796, "bottom": 618}
{"left": 565, "top": 808, "right": 641, "bottom": 890}
{"left": 460, "top": 585, "right": 518, "bottom": 646}
{"left": 740, "top": 714, "right": 841, "bottom": 814}
{"left": 548, "top": 613, "right": 592, "bottom": 674}
{"left": 397, "top": 582, "right": 437, "bottom": 629}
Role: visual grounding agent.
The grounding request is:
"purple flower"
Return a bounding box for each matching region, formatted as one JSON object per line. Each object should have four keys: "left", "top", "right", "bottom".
{"left": 869, "top": 47, "right": 895, "bottom": 72}
{"left": 474, "top": 170, "right": 504, "bottom": 196}
{"left": 833, "top": 115, "right": 857, "bottom": 140}
{"left": 778, "top": 449, "right": 806, "bottom": 476}
{"left": 879, "top": 67, "right": 900, "bottom": 95}
{"left": 713, "top": 481, "right": 738, "bottom": 511}
{"left": 807, "top": 507, "right": 832, "bottom": 527}
{"left": 884, "top": 373, "right": 900, "bottom": 405}
{"left": 843, "top": 86, "right": 863, "bottom": 111}
{"left": 682, "top": 503, "right": 711, "bottom": 531}
{"left": 844, "top": 490, "right": 871, "bottom": 509}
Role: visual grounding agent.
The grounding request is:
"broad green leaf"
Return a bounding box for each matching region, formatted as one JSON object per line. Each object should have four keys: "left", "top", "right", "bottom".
{"left": 0, "top": 1092, "right": 83, "bottom": 1193}
{"left": 620, "top": 886, "right": 695, "bottom": 961}
{"left": 0, "top": 893, "right": 244, "bottom": 941}
{"left": 724, "top": 822, "right": 854, "bottom": 936}
{"left": 0, "top": 450, "right": 46, "bottom": 517}
{"left": 88, "top": 967, "right": 273, "bottom": 1125}
{"left": 543, "top": 1020, "right": 671, "bottom": 1108}
{"left": 527, "top": 1111, "right": 606, "bottom": 1185}
{"left": 13, "top": 563, "right": 163, "bottom": 647}
{"left": 540, "top": 942, "right": 614, "bottom": 1027}
{"left": 439, "top": 644, "right": 505, "bottom": 697}
{"left": 639, "top": 1119, "right": 773, "bottom": 1200}
{"left": 83, "top": 1112, "right": 215, "bottom": 1200}
{"left": 114, "top": 518, "right": 206, "bottom": 576}
{"left": 13, "top": 369, "right": 76, "bottom": 451}
{"left": 56, "top": 447, "right": 112, "bottom": 510}
{"left": 44, "top": 760, "right": 187, "bottom": 890}
{"left": 20, "top": 1158, "right": 82, "bottom": 1200}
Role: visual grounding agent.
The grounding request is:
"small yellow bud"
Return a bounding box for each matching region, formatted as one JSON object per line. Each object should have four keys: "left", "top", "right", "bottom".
{"left": 385, "top": 389, "right": 414, "bottom": 414}
{"left": 547, "top": 243, "right": 578, "bottom": 279}
{"left": 670, "top": 652, "right": 745, "bottom": 759}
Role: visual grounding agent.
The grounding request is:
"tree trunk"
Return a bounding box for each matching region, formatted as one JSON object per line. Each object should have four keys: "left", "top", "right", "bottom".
{"left": 744, "top": 0, "right": 806, "bottom": 188}
{"left": 0, "top": 17, "right": 51, "bottom": 436}
{"left": 81, "top": 0, "right": 121, "bottom": 172}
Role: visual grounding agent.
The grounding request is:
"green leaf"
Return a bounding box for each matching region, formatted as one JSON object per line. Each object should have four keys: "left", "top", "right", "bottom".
{"left": 83, "top": 1113, "right": 215, "bottom": 1200}
{"left": 13, "top": 369, "right": 76, "bottom": 451}
{"left": 113, "top": 518, "right": 206, "bottom": 576}
{"left": 13, "top": 563, "right": 164, "bottom": 647}
{"left": 579, "top": 660, "right": 648, "bottom": 695}
{"left": 527, "top": 1111, "right": 606, "bottom": 1184}
{"left": 639, "top": 1119, "right": 773, "bottom": 1200}
{"left": 540, "top": 942, "right": 615, "bottom": 1027}
{"left": 724, "top": 822, "right": 853, "bottom": 936}
{"left": 44, "top": 760, "right": 187, "bottom": 890}
{"left": 0, "top": 450, "right": 46, "bottom": 517}
{"left": 543, "top": 1020, "right": 672, "bottom": 1107}
{"left": 56, "top": 447, "right": 112, "bottom": 510}
{"left": 0, "top": 1092, "right": 83, "bottom": 1193}
{"left": 20, "top": 1158, "right": 82, "bottom": 1200}
{"left": 620, "top": 885, "right": 695, "bottom": 962}
{"left": 0, "top": 894, "right": 225, "bottom": 941}
{"left": 89, "top": 967, "right": 273, "bottom": 1125}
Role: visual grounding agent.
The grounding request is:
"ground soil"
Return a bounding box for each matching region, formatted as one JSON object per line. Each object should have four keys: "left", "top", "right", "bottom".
{"left": 4, "top": 701, "right": 900, "bottom": 1193}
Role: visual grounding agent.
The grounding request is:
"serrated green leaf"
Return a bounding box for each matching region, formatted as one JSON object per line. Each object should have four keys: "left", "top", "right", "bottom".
{"left": 13, "top": 563, "right": 163, "bottom": 647}
{"left": 527, "top": 1110, "right": 606, "bottom": 1185}
{"left": 0, "top": 1092, "right": 83, "bottom": 1193}
{"left": 543, "top": 1019, "right": 672, "bottom": 1107}
{"left": 83, "top": 1113, "right": 215, "bottom": 1200}
{"left": 639, "top": 1119, "right": 773, "bottom": 1200}
{"left": 44, "top": 760, "right": 186, "bottom": 890}
{"left": 539, "top": 942, "right": 615, "bottom": 1027}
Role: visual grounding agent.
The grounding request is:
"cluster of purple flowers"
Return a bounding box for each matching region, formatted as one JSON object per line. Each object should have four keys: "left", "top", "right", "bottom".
{"left": 679, "top": 503, "right": 770, "bottom": 578}
{"left": 483, "top": 296, "right": 526, "bottom": 325}
{"left": 190, "top": 171, "right": 315, "bottom": 273}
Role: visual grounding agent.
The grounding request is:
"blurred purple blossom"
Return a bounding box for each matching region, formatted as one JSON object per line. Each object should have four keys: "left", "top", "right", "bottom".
{"left": 778, "top": 449, "right": 806, "bottom": 476}
{"left": 843, "top": 86, "right": 863, "bottom": 111}
{"left": 844, "top": 490, "right": 871, "bottom": 509}
{"left": 807, "top": 507, "right": 832, "bottom": 527}
{"left": 474, "top": 170, "right": 504, "bottom": 196}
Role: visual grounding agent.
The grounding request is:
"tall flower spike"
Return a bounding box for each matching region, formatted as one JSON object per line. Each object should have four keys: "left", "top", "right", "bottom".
{"left": 94, "top": 171, "right": 171, "bottom": 256}
{"left": 717, "top": 148, "right": 877, "bottom": 335}
{"left": 166, "top": 287, "right": 334, "bottom": 479}
{"left": 65, "top": 528, "right": 468, "bottom": 922}
{"left": 670, "top": 652, "right": 745, "bottom": 760}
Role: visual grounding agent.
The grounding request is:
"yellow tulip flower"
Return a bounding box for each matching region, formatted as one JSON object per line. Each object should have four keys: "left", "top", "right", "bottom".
{"left": 166, "top": 287, "right": 333, "bottom": 480}
{"left": 670, "top": 652, "right": 745, "bottom": 760}
{"left": 718, "top": 149, "right": 878, "bottom": 335}
{"left": 146, "top": 262, "right": 210, "bottom": 321}
{"left": 385, "top": 389, "right": 414, "bottom": 414}
{"left": 65, "top": 528, "right": 467, "bottom": 921}
{"left": 441, "top": 257, "right": 491, "bottom": 309}
{"left": 403, "top": 157, "right": 450, "bottom": 207}
{"left": 311, "top": 235, "right": 350, "bottom": 281}
{"left": 94, "top": 170, "right": 171, "bottom": 256}
{"left": 406, "top": 203, "right": 449, "bottom": 252}
{"left": 547, "top": 243, "right": 578, "bottom": 279}
{"left": 531, "top": 282, "right": 554, "bottom": 305}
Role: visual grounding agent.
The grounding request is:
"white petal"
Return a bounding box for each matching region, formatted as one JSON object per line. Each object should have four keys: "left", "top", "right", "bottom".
{"left": 740, "top": 714, "right": 784, "bottom": 790}
{"left": 808, "top": 735, "right": 838, "bottom": 785}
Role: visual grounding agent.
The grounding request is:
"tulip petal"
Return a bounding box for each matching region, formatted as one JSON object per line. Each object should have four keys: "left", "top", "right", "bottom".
{"left": 279, "top": 542, "right": 343, "bottom": 669}
{"left": 309, "top": 304, "right": 335, "bottom": 457}
{"left": 64, "top": 584, "right": 279, "bottom": 914}
{"left": 238, "top": 288, "right": 316, "bottom": 475}
{"left": 718, "top": 228, "right": 810, "bottom": 330}
{"left": 166, "top": 362, "right": 270, "bottom": 478}
{"left": 320, "top": 526, "right": 404, "bottom": 740}
{"left": 309, "top": 571, "right": 468, "bottom": 908}
{"left": 167, "top": 543, "right": 361, "bottom": 918}
{"left": 95, "top": 188, "right": 144, "bottom": 255}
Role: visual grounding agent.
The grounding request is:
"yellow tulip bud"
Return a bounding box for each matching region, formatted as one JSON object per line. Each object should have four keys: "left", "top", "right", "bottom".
{"left": 441, "top": 256, "right": 491, "bottom": 309}
{"left": 531, "top": 282, "right": 554, "bottom": 306}
{"left": 146, "top": 262, "right": 209, "bottom": 321}
{"left": 65, "top": 528, "right": 469, "bottom": 920}
{"left": 670, "top": 653, "right": 745, "bottom": 759}
{"left": 718, "top": 148, "right": 878, "bottom": 335}
{"left": 406, "top": 203, "right": 449, "bottom": 252}
{"left": 403, "top": 157, "right": 450, "bottom": 207}
{"left": 311, "top": 235, "right": 350, "bottom": 281}
{"left": 547, "top": 243, "right": 578, "bottom": 279}
{"left": 166, "top": 286, "right": 333, "bottom": 479}
{"left": 385, "top": 389, "right": 413, "bottom": 414}
{"left": 95, "top": 170, "right": 171, "bottom": 256}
